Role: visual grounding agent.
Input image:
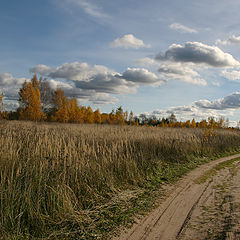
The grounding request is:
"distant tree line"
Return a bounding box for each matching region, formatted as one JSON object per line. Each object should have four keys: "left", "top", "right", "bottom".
{"left": 135, "top": 113, "right": 232, "bottom": 129}
{"left": 0, "top": 75, "right": 236, "bottom": 128}
{"left": 0, "top": 75, "right": 135, "bottom": 125}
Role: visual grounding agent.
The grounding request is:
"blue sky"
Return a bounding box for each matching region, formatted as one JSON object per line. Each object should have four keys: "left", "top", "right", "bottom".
{"left": 1, "top": 0, "right": 240, "bottom": 124}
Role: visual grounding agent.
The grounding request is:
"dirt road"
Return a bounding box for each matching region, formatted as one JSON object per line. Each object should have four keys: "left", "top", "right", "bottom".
{"left": 115, "top": 154, "right": 240, "bottom": 240}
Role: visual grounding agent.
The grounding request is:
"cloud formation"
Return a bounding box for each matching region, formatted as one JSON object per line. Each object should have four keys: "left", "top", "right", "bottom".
{"left": 0, "top": 73, "right": 27, "bottom": 86}
{"left": 30, "top": 62, "right": 164, "bottom": 104}
{"left": 216, "top": 35, "right": 240, "bottom": 45}
{"left": 156, "top": 42, "right": 240, "bottom": 67}
{"left": 29, "top": 65, "right": 52, "bottom": 76}
{"left": 169, "top": 22, "right": 197, "bottom": 33}
{"left": 66, "top": 0, "right": 110, "bottom": 19}
{"left": 194, "top": 92, "right": 240, "bottom": 110}
{"left": 122, "top": 68, "right": 163, "bottom": 85}
{"left": 144, "top": 92, "right": 240, "bottom": 123}
{"left": 135, "top": 41, "right": 240, "bottom": 86}
{"left": 221, "top": 69, "right": 240, "bottom": 82}
{"left": 158, "top": 62, "right": 207, "bottom": 86}
{"left": 110, "top": 34, "right": 151, "bottom": 49}
{"left": 0, "top": 73, "right": 29, "bottom": 102}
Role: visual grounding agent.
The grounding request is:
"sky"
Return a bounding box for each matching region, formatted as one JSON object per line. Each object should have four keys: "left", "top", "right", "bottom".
{"left": 1, "top": 0, "right": 240, "bottom": 125}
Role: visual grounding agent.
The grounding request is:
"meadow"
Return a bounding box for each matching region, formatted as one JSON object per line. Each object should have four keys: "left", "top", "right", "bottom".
{"left": 1, "top": 121, "right": 240, "bottom": 239}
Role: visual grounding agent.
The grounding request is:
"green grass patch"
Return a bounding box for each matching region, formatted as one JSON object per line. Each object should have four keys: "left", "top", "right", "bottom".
{"left": 194, "top": 157, "right": 240, "bottom": 184}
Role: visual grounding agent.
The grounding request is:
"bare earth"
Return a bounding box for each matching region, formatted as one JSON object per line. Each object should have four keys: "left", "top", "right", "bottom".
{"left": 114, "top": 153, "right": 240, "bottom": 240}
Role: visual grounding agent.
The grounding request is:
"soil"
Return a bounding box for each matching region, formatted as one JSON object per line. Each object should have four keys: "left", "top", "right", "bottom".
{"left": 114, "top": 153, "right": 240, "bottom": 240}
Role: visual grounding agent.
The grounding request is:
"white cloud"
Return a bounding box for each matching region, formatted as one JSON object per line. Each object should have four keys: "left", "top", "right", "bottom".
{"left": 216, "top": 35, "right": 240, "bottom": 45}
{"left": 156, "top": 42, "right": 240, "bottom": 67}
{"left": 29, "top": 65, "right": 52, "bottom": 76}
{"left": 110, "top": 34, "right": 151, "bottom": 49}
{"left": 158, "top": 62, "right": 207, "bottom": 86}
{"left": 136, "top": 57, "right": 158, "bottom": 67}
{"left": 137, "top": 41, "right": 240, "bottom": 86}
{"left": 143, "top": 105, "right": 233, "bottom": 122}
{"left": 221, "top": 69, "right": 240, "bottom": 82}
{"left": 0, "top": 73, "right": 27, "bottom": 86}
{"left": 212, "top": 81, "right": 221, "bottom": 87}
{"left": 169, "top": 22, "right": 197, "bottom": 33}
{"left": 66, "top": 0, "right": 110, "bottom": 19}
{"left": 30, "top": 62, "right": 165, "bottom": 104}
{"left": 48, "top": 62, "right": 114, "bottom": 81}
{"left": 122, "top": 68, "right": 165, "bottom": 85}
{"left": 194, "top": 92, "right": 240, "bottom": 110}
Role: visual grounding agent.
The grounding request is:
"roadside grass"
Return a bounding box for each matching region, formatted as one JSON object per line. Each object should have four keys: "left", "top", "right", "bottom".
{"left": 1, "top": 121, "right": 240, "bottom": 239}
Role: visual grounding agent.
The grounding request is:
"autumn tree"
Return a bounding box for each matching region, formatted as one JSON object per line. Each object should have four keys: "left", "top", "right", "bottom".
{"left": 51, "top": 88, "right": 69, "bottom": 123}
{"left": 86, "top": 106, "right": 94, "bottom": 124}
{"left": 18, "top": 75, "right": 46, "bottom": 121}
{"left": 68, "top": 98, "right": 80, "bottom": 123}
{"left": 0, "top": 93, "right": 7, "bottom": 120}
{"left": 94, "top": 109, "right": 102, "bottom": 124}
{"left": 191, "top": 119, "right": 196, "bottom": 128}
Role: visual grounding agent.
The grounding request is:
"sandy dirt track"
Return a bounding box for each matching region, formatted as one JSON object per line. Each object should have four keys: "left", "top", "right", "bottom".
{"left": 114, "top": 153, "right": 240, "bottom": 240}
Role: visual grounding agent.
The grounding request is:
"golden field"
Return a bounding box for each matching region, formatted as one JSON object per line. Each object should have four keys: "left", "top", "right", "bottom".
{"left": 1, "top": 121, "right": 240, "bottom": 239}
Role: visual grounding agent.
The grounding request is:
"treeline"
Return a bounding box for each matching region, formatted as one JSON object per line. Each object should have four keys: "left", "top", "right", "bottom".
{"left": 0, "top": 75, "right": 135, "bottom": 125}
{"left": 135, "top": 113, "right": 231, "bottom": 129}
{"left": 0, "top": 75, "right": 236, "bottom": 128}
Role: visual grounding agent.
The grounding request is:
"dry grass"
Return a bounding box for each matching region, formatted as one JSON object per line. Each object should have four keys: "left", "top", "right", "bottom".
{"left": 1, "top": 121, "right": 240, "bottom": 239}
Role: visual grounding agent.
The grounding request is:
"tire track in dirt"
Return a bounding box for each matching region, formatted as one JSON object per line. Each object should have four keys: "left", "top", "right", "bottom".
{"left": 114, "top": 153, "right": 240, "bottom": 240}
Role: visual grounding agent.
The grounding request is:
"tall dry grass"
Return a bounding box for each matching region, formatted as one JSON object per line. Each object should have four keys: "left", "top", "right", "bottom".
{"left": 1, "top": 121, "right": 240, "bottom": 239}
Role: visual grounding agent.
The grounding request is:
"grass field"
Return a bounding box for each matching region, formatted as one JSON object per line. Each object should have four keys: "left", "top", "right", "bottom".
{"left": 1, "top": 121, "right": 240, "bottom": 239}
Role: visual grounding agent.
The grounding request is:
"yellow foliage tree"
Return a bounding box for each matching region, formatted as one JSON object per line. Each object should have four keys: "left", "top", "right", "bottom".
{"left": 51, "top": 88, "right": 69, "bottom": 123}
{"left": 94, "top": 109, "right": 102, "bottom": 124}
{"left": 18, "top": 75, "right": 46, "bottom": 121}
{"left": 191, "top": 119, "right": 196, "bottom": 128}
{"left": 86, "top": 106, "right": 94, "bottom": 124}
{"left": 68, "top": 98, "right": 80, "bottom": 123}
{"left": 0, "top": 93, "right": 7, "bottom": 120}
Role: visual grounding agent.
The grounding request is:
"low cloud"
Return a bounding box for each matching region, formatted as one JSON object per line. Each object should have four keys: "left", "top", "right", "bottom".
{"left": 135, "top": 41, "right": 240, "bottom": 86}
{"left": 30, "top": 62, "right": 165, "bottom": 104}
{"left": 0, "top": 73, "right": 29, "bottom": 102}
{"left": 0, "top": 73, "right": 27, "bottom": 86}
{"left": 156, "top": 42, "right": 240, "bottom": 67}
{"left": 122, "top": 68, "right": 164, "bottom": 85}
{"left": 30, "top": 65, "right": 52, "bottom": 76}
{"left": 221, "top": 69, "right": 240, "bottom": 82}
{"left": 169, "top": 22, "right": 197, "bottom": 33}
{"left": 144, "top": 93, "right": 240, "bottom": 122}
{"left": 194, "top": 92, "right": 240, "bottom": 110}
{"left": 47, "top": 62, "right": 113, "bottom": 81}
{"left": 110, "top": 34, "right": 151, "bottom": 49}
{"left": 216, "top": 35, "right": 240, "bottom": 45}
{"left": 158, "top": 62, "right": 207, "bottom": 86}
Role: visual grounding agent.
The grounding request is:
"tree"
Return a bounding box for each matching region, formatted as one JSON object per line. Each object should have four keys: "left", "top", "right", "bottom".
{"left": 169, "top": 113, "right": 177, "bottom": 123}
{"left": 68, "top": 98, "right": 80, "bottom": 123}
{"left": 0, "top": 93, "right": 7, "bottom": 120}
{"left": 86, "top": 106, "right": 94, "bottom": 124}
{"left": 51, "top": 88, "right": 69, "bottom": 123}
{"left": 191, "top": 119, "right": 196, "bottom": 128}
{"left": 94, "top": 109, "right": 102, "bottom": 124}
{"left": 18, "top": 75, "right": 46, "bottom": 121}
{"left": 129, "top": 111, "right": 134, "bottom": 125}
{"left": 116, "top": 106, "right": 125, "bottom": 125}
{"left": 39, "top": 77, "right": 54, "bottom": 114}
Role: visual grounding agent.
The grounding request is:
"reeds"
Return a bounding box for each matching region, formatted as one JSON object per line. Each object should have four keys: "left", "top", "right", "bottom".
{"left": 1, "top": 121, "right": 240, "bottom": 239}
